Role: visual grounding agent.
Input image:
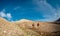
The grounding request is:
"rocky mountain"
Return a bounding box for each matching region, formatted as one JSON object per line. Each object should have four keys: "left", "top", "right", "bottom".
{"left": 54, "top": 18, "right": 60, "bottom": 24}
{"left": 0, "top": 17, "right": 60, "bottom": 36}
{"left": 56, "top": 18, "right": 60, "bottom": 22}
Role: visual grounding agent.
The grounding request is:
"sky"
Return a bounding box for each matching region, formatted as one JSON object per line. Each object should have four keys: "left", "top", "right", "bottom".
{"left": 0, "top": 0, "right": 60, "bottom": 22}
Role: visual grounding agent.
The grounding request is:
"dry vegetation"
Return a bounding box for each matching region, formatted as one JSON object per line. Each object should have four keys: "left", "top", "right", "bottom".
{"left": 0, "top": 17, "right": 60, "bottom": 36}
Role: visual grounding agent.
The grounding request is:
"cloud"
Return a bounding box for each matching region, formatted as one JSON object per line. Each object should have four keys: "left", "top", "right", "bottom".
{"left": 14, "top": 6, "right": 20, "bottom": 10}
{"left": 0, "top": 12, "right": 6, "bottom": 17}
{"left": 33, "top": 0, "right": 60, "bottom": 21}
{"left": 0, "top": 9, "right": 12, "bottom": 21}
{"left": 6, "top": 13, "right": 12, "bottom": 19}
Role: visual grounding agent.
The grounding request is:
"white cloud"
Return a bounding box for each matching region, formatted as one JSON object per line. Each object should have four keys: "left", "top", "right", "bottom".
{"left": 6, "top": 13, "right": 12, "bottom": 19}
{"left": 33, "top": 0, "right": 60, "bottom": 21}
{"left": 0, "top": 12, "right": 6, "bottom": 17}
{"left": 14, "top": 6, "right": 20, "bottom": 10}
{"left": 0, "top": 9, "right": 12, "bottom": 21}
{"left": 0, "top": 9, "right": 6, "bottom": 17}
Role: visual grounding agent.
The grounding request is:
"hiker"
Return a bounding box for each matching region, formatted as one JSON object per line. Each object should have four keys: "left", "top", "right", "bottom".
{"left": 37, "top": 23, "right": 39, "bottom": 27}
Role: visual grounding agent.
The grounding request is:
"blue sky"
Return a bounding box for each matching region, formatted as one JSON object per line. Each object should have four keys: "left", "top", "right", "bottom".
{"left": 0, "top": 0, "right": 60, "bottom": 22}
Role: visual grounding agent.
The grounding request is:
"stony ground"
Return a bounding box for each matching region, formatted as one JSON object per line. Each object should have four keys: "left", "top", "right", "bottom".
{"left": 0, "top": 18, "right": 60, "bottom": 36}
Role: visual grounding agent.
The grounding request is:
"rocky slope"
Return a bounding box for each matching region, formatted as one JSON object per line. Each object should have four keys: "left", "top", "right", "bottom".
{"left": 0, "top": 17, "right": 60, "bottom": 36}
